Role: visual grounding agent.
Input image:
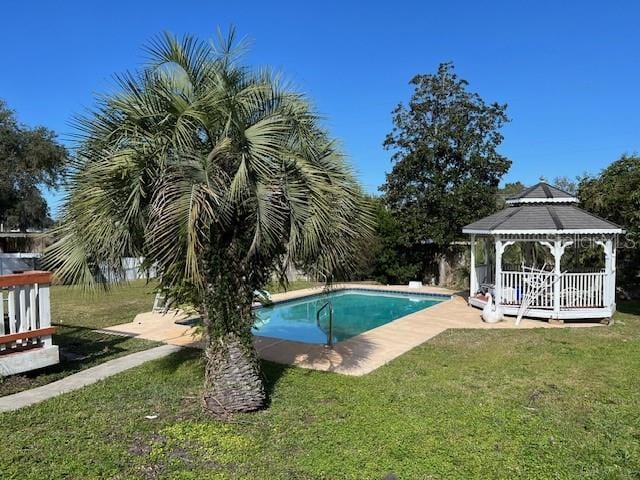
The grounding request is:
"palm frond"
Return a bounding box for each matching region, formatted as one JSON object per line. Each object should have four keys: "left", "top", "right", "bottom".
{"left": 44, "top": 29, "right": 374, "bottom": 293}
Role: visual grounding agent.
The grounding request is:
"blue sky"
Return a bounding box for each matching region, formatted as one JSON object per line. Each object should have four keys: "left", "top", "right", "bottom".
{"left": 3, "top": 1, "right": 639, "bottom": 216}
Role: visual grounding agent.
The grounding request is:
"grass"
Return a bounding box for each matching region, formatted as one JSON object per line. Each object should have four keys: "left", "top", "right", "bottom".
{"left": 0, "top": 280, "right": 159, "bottom": 397}
{"left": 265, "top": 279, "right": 320, "bottom": 294}
{"left": 2, "top": 301, "right": 640, "bottom": 478}
{"left": 51, "top": 280, "right": 158, "bottom": 329}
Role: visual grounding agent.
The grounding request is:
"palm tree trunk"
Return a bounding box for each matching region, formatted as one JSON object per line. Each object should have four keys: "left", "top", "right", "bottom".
{"left": 200, "top": 265, "right": 266, "bottom": 416}
{"left": 202, "top": 331, "right": 265, "bottom": 416}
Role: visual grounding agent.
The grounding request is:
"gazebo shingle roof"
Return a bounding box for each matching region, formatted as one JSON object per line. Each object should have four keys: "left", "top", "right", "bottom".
{"left": 505, "top": 182, "right": 578, "bottom": 204}
{"left": 463, "top": 182, "right": 623, "bottom": 234}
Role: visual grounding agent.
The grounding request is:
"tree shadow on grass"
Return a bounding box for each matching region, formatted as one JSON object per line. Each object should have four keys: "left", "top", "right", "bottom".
{"left": 146, "top": 345, "right": 296, "bottom": 400}
{"left": 147, "top": 336, "right": 376, "bottom": 410}
{"left": 0, "top": 324, "right": 160, "bottom": 397}
{"left": 55, "top": 324, "right": 155, "bottom": 357}
{"left": 261, "top": 360, "right": 292, "bottom": 400}
{"left": 150, "top": 347, "right": 201, "bottom": 377}
{"left": 256, "top": 336, "right": 377, "bottom": 403}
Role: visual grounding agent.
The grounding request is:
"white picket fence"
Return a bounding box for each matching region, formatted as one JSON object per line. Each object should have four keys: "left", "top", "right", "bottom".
{"left": 100, "top": 257, "right": 158, "bottom": 283}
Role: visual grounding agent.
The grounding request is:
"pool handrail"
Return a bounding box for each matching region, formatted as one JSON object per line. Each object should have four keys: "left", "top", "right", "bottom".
{"left": 316, "top": 301, "right": 334, "bottom": 348}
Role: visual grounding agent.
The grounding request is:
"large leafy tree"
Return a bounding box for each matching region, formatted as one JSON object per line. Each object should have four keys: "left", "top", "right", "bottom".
{"left": 0, "top": 100, "right": 67, "bottom": 230}
{"left": 496, "top": 181, "right": 525, "bottom": 209}
{"left": 578, "top": 155, "right": 640, "bottom": 293}
{"left": 381, "top": 63, "right": 510, "bottom": 282}
{"left": 368, "top": 197, "right": 422, "bottom": 284}
{"left": 45, "top": 31, "right": 373, "bottom": 415}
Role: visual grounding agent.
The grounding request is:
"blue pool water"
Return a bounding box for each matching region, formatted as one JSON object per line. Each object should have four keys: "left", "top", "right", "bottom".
{"left": 253, "top": 289, "right": 446, "bottom": 344}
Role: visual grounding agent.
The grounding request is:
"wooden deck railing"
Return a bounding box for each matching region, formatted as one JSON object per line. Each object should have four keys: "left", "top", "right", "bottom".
{"left": 0, "top": 271, "right": 55, "bottom": 355}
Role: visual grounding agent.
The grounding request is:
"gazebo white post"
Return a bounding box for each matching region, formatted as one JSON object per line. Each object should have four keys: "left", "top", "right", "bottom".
{"left": 553, "top": 238, "right": 562, "bottom": 320}
{"left": 470, "top": 234, "right": 477, "bottom": 296}
{"left": 484, "top": 239, "right": 491, "bottom": 283}
{"left": 604, "top": 237, "right": 614, "bottom": 311}
{"left": 548, "top": 238, "right": 573, "bottom": 322}
{"left": 597, "top": 237, "right": 614, "bottom": 312}
{"left": 494, "top": 236, "right": 503, "bottom": 307}
{"left": 611, "top": 238, "right": 617, "bottom": 313}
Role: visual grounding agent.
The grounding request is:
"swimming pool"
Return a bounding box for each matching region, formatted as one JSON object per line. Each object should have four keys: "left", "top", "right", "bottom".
{"left": 253, "top": 289, "right": 447, "bottom": 344}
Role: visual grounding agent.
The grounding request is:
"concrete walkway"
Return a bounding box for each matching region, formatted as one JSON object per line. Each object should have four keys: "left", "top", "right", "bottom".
{"left": 0, "top": 344, "right": 183, "bottom": 412}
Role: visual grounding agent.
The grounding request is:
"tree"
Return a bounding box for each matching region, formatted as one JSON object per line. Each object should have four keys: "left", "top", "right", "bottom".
{"left": 497, "top": 181, "right": 525, "bottom": 208}
{"left": 551, "top": 176, "right": 579, "bottom": 196}
{"left": 0, "top": 100, "right": 67, "bottom": 230}
{"left": 578, "top": 155, "right": 640, "bottom": 293}
{"left": 352, "top": 196, "right": 422, "bottom": 284}
{"left": 381, "top": 62, "right": 510, "bottom": 283}
{"left": 538, "top": 175, "right": 582, "bottom": 196}
{"left": 44, "top": 31, "right": 373, "bottom": 415}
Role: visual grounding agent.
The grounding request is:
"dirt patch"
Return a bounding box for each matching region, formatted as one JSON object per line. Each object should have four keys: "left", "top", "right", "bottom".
{"left": 528, "top": 383, "right": 560, "bottom": 406}
{"left": 136, "top": 463, "right": 164, "bottom": 480}
{"left": 128, "top": 437, "right": 152, "bottom": 456}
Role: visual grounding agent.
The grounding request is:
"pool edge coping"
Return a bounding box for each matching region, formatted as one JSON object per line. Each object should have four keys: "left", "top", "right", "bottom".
{"left": 254, "top": 284, "right": 453, "bottom": 347}
{"left": 253, "top": 283, "right": 458, "bottom": 375}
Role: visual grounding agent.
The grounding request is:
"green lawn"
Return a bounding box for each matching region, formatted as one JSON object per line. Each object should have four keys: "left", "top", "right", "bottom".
{"left": 265, "top": 279, "right": 320, "bottom": 294}
{"left": 2, "top": 302, "right": 639, "bottom": 479}
{"left": 0, "top": 280, "right": 159, "bottom": 397}
{"left": 51, "top": 280, "right": 158, "bottom": 329}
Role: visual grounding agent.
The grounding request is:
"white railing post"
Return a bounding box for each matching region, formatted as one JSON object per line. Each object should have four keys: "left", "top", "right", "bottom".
{"left": 0, "top": 289, "right": 4, "bottom": 337}
{"left": 38, "top": 282, "right": 53, "bottom": 347}
{"left": 29, "top": 284, "right": 37, "bottom": 330}
{"left": 18, "top": 285, "right": 27, "bottom": 332}
{"left": 7, "top": 288, "right": 16, "bottom": 334}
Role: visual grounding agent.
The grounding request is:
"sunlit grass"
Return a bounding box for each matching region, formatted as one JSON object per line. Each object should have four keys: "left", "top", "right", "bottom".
{"left": 2, "top": 302, "right": 639, "bottom": 478}
{"left": 51, "top": 279, "right": 158, "bottom": 329}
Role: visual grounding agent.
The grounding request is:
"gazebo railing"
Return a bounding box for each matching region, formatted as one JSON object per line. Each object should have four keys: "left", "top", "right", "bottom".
{"left": 499, "top": 270, "right": 606, "bottom": 310}
{"left": 560, "top": 271, "right": 606, "bottom": 308}
{"left": 500, "top": 271, "right": 554, "bottom": 309}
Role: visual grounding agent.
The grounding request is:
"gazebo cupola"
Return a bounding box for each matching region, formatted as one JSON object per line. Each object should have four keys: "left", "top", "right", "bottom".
{"left": 462, "top": 182, "right": 624, "bottom": 322}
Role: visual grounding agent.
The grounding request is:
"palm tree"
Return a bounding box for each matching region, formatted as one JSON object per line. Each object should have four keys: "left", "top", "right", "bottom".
{"left": 44, "top": 30, "right": 373, "bottom": 416}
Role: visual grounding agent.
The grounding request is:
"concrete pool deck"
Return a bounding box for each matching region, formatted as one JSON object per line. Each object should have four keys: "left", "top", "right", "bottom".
{"left": 102, "top": 283, "right": 604, "bottom": 376}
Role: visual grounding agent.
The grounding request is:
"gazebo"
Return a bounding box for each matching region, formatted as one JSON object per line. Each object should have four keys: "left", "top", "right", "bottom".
{"left": 462, "top": 182, "right": 624, "bottom": 322}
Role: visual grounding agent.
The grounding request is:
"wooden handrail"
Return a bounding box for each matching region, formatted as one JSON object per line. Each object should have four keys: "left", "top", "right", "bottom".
{"left": 0, "top": 271, "right": 52, "bottom": 288}
{"left": 0, "top": 327, "right": 57, "bottom": 344}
